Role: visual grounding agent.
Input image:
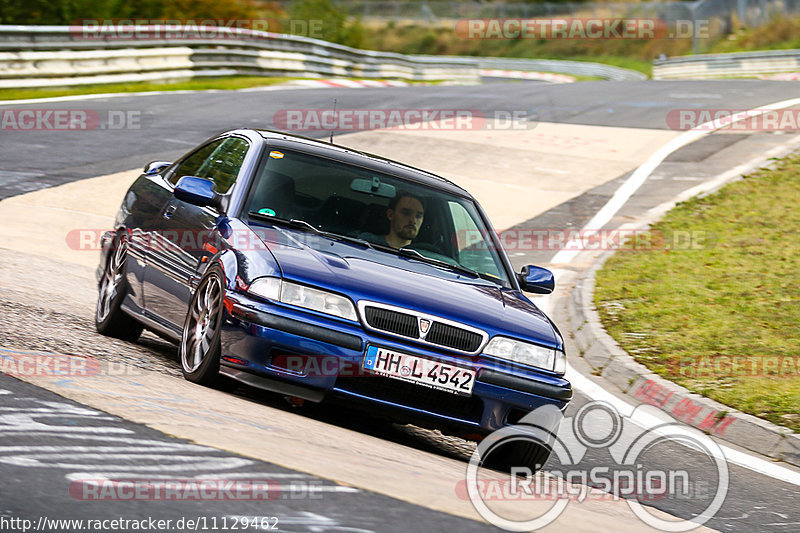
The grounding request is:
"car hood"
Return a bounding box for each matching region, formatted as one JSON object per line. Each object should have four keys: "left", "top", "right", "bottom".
{"left": 259, "top": 228, "right": 559, "bottom": 348}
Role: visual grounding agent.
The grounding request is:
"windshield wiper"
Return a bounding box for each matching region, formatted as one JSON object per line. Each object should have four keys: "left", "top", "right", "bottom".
{"left": 247, "top": 212, "right": 374, "bottom": 249}
{"left": 397, "top": 247, "right": 480, "bottom": 278}
{"left": 248, "top": 212, "right": 479, "bottom": 278}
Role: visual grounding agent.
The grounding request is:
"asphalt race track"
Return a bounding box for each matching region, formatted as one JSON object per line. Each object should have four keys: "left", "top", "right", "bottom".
{"left": 1, "top": 79, "right": 800, "bottom": 532}
{"left": 3, "top": 79, "right": 800, "bottom": 198}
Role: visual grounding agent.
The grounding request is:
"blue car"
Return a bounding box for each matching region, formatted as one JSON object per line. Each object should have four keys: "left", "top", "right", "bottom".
{"left": 96, "top": 129, "right": 572, "bottom": 469}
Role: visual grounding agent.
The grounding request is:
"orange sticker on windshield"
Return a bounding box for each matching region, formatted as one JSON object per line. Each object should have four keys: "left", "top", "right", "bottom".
{"left": 269, "top": 151, "right": 284, "bottom": 159}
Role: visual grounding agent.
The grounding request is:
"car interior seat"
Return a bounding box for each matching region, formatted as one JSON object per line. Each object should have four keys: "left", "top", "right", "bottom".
{"left": 317, "top": 195, "right": 365, "bottom": 234}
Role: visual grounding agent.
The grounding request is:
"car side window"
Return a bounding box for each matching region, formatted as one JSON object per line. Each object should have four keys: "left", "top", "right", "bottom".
{"left": 448, "top": 201, "right": 504, "bottom": 279}
{"left": 169, "top": 137, "right": 249, "bottom": 194}
{"left": 169, "top": 139, "right": 224, "bottom": 186}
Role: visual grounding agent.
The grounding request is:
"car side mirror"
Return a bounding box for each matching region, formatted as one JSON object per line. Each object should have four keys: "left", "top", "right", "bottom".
{"left": 174, "top": 176, "right": 222, "bottom": 211}
{"left": 517, "top": 265, "right": 554, "bottom": 294}
{"left": 144, "top": 160, "right": 171, "bottom": 174}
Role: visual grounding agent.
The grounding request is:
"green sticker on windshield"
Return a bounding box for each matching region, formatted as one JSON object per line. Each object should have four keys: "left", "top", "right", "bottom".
{"left": 258, "top": 208, "right": 276, "bottom": 216}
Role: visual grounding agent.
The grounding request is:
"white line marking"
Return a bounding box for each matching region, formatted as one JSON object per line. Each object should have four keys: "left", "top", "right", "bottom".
{"left": 161, "top": 138, "right": 197, "bottom": 146}
{"left": 566, "top": 364, "right": 800, "bottom": 486}
{"left": 551, "top": 96, "right": 800, "bottom": 265}
{"left": 0, "top": 453, "right": 251, "bottom": 470}
{"left": 535, "top": 110, "right": 800, "bottom": 486}
{"left": 0, "top": 446, "right": 209, "bottom": 453}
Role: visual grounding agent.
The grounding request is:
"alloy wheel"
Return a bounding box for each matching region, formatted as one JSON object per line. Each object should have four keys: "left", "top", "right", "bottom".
{"left": 181, "top": 272, "right": 223, "bottom": 373}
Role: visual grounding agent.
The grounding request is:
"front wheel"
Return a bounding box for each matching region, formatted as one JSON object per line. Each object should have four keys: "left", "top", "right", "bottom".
{"left": 95, "top": 232, "right": 143, "bottom": 341}
{"left": 180, "top": 265, "right": 225, "bottom": 385}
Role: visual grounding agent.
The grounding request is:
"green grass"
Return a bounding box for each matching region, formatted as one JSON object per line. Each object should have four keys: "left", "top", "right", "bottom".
{"left": 553, "top": 55, "right": 652, "bottom": 76}
{"left": 0, "top": 76, "right": 297, "bottom": 101}
{"left": 363, "top": 22, "right": 664, "bottom": 76}
{"left": 357, "top": 15, "right": 800, "bottom": 78}
{"left": 0, "top": 75, "right": 464, "bottom": 102}
{"left": 594, "top": 153, "right": 800, "bottom": 432}
{"left": 709, "top": 17, "right": 800, "bottom": 54}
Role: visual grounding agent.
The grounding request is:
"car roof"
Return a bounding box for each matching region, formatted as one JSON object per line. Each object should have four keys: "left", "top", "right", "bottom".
{"left": 249, "top": 128, "right": 472, "bottom": 198}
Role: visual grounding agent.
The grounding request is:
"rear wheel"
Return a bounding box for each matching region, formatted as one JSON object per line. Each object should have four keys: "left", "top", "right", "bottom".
{"left": 95, "top": 233, "right": 143, "bottom": 341}
{"left": 180, "top": 265, "right": 225, "bottom": 386}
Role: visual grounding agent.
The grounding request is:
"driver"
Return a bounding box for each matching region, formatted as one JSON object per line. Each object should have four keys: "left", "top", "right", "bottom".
{"left": 361, "top": 191, "right": 424, "bottom": 249}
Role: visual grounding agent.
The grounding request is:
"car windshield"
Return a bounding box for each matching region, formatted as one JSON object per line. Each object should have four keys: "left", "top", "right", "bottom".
{"left": 243, "top": 147, "right": 511, "bottom": 286}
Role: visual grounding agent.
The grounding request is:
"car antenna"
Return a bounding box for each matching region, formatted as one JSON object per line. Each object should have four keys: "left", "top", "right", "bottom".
{"left": 329, "top": 98, "right": 337, "bottom": 144}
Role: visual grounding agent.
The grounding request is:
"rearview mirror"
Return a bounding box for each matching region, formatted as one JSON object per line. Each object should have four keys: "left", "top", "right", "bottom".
{"left": 351, "top": 177, "right": 396, "bottom": 198}
{"left": 517, "top": 265, "right": 554, "bottom": 294}
{"left": 174, "top": 176, "right": 222, "bottom": 211}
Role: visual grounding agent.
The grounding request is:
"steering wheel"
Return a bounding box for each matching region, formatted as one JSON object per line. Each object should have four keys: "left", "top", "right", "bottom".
{"left": 409, "top": 242, "right": 463, "bottom": 267}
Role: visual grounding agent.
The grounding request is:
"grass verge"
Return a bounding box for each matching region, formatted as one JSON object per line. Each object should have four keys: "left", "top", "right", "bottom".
{"left": 594, "top": 152, "right": 800, "bottom": 432}
{"left": 0, "top": 76, "right": 298, "bottom": 101}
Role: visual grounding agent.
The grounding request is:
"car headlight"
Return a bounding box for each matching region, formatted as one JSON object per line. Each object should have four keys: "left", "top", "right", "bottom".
{"left": 483, "top": 336, "right": 565, "bottom": 374}
{"left": 248, "top": 277, "right": 357, "bottom": 321}
{"left": 248, "top": 277, "right": 281, "bottom": 301}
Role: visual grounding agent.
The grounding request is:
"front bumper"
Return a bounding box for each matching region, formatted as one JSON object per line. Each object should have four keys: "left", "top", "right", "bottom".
{"left": 222, "top": 292, "right": 572, "bottom": 434}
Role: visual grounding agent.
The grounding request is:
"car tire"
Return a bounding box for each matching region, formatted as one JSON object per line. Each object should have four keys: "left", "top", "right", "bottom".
{"left": 480, "top": 439, "right": 552, "bottom": 475}
{"left": 95, "top": 232, "right": 144, "bottom": 342}
{"left": 180, "top": 264, "right": 225, "bottom": 386}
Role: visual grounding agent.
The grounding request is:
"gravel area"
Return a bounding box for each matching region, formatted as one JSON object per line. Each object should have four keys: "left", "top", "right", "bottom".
{"left": 0, "top": 246, "right": 478, "bottom": 463}
{"left": 0, "top": 247, "right": 182, "bottom": 376}
{"left": 0, "top": 293, "right": 182, "bottom": 378}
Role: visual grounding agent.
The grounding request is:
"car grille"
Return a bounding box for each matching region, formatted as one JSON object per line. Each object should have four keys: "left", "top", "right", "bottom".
{"left": 334, "top": 376, "right": 484, "bottom": 422}
{"left": 361, "top": 304, "right": 486, "bottom": 354}
{"left": 426, "top": 322, "right": 483, "bottom": 353}
{"left": 364, "top": 306, "right": 419, "bottom": 338}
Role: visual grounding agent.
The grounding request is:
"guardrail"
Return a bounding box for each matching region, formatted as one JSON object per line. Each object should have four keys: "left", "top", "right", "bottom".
{"left": 427, "top": 56, "right": 647, "bottom": 81}
{"left": 654, "top": 49, "right": 800, "bottom": 79}
{"left": 0, "top": 25, "right": 481, "bottom": 88}
{"left": 0, "top": 25, "right": 645, "bottom": 88}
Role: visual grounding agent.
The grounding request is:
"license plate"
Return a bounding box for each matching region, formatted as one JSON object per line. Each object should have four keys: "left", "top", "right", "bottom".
{"left": 362, "top": 345, "right": 475, "bottom": 396}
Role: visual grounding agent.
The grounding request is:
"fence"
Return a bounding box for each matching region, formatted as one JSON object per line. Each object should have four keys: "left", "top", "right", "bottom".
{"left": 425, "top": 56, "right": 647, "bottom": 81}
{"left": 0, "top": 25, "right": 481, "bottom": 88}
{"left": 654, "top": 48, "right": 800, "bottom": 79}
{"left": 333, "top": 0, "right": 800, "bottom": 27}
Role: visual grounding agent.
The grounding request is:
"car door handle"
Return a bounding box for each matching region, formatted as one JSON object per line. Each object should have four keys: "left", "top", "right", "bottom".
{"left": 163, "top": 204, "right": 177, "bottom": 219}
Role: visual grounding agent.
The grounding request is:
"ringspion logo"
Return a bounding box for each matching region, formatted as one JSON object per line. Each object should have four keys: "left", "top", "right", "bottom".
{"left": 463, "top": 401, "right": 728, "bottom": 531}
